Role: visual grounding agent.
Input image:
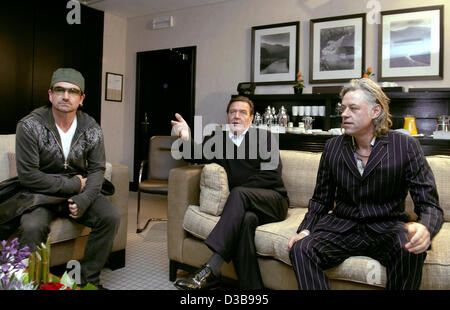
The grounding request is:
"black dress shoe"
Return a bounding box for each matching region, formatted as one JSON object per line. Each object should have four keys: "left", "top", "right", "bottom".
{"left": 174, "top": 264, "right": 221, "bottom": 290}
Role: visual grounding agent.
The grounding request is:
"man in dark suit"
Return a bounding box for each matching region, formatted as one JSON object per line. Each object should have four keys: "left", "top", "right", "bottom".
{"left": 288, "top": 78, "right": 443, "bottom": 290}
{"left": 171, "top": 96, "right": 288, "bottom": 290}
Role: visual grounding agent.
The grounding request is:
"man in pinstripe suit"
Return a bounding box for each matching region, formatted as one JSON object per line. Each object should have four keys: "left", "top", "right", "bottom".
{"left": 288, "top": 78, "right": 443, "bottom": 290}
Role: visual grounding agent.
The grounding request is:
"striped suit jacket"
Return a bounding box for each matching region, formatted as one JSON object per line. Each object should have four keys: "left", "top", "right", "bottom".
{"left": 297, "top": 130, "right": 443, "bottom": 239}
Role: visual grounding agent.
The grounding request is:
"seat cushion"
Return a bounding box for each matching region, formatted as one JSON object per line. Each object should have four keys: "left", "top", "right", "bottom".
{"left": 255, "top": 208, "right": 307, "bottom": 265}
{"left": 183, "top": 205, "right": 305, "bottom": 265}
{"left": 48, "top": 217, "right": 91, "bottom": 244}
{"left": 325, "top": 256, "right": 387, "bottom": 288}
{"left": 199, "top": 164, "right": 229, "bottom": 216}
{"left": 139, "top": 179, "right": 168, "bottom": 194}
{"left": 183, "top": 205, "right": 220, "bottom": 240}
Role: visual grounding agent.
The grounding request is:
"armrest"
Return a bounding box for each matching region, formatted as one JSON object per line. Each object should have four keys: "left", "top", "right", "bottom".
{"left": 110, "top": 163, "right": 129, "bottom": 217}
{"left": 110, "top": 163, "right": 129, "bottom": 252}
{"left": 167, "top": 164, "right": 203, "bottom": 262}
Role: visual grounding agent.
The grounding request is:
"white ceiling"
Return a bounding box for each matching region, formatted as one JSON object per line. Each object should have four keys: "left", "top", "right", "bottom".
{"left": 83, "top": 0, "right": 236, "bottom": 18}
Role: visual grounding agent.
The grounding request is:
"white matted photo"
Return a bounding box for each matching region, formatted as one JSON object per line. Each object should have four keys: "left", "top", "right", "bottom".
{"left": 251, "top": 21, "right": 299, "bottom": 85}
{"left": 378, "top": 5, "right": 443, "bottom": 81}
{"left": 309, "top": 13, "right": 365, "bottom": 84}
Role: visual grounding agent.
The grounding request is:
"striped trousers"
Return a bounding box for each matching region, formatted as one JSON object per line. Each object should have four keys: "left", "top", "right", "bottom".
{"left": 289, "top": 223, "right": 427, "bottom": 290}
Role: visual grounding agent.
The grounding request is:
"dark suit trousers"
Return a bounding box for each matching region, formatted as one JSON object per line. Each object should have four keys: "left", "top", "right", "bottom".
{"left": 205, "top": 186, "right": 288, "bottom": 289}
{"left": 289, "top": 223, "right": 427, "bottom": 290}
{"left": 14, "top": 194, "right": 120, "bottom": 286}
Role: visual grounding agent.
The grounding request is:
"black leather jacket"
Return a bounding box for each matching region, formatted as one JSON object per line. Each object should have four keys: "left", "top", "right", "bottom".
{"left": 14, "top": 105, "right": 106, "bottom": 218}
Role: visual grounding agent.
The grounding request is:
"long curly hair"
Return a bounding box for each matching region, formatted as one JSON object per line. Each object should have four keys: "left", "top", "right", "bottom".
{"left": 340, "top": 78, "right": 392, "bottom": 136}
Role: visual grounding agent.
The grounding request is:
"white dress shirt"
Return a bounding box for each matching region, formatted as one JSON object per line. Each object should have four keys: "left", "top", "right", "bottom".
{"left": 228, "top": 126, "right": 249, "bottom": 147}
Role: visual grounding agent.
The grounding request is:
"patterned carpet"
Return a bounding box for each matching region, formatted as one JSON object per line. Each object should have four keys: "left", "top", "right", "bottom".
{"left": 100, "top": 222, "right": 177, "bottom": 290}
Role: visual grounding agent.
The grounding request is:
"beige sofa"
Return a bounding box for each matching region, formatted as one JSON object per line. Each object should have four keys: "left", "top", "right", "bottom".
{"left": 0, "top": 134, "right": 129, "bottom": 270}
{"left": 168, "top": 149, "right": 450, "bottom": 289}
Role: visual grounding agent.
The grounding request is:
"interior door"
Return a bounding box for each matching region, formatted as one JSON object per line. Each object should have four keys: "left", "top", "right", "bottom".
{"left": 133, "top": 46, "right": 196, "bottom": 189}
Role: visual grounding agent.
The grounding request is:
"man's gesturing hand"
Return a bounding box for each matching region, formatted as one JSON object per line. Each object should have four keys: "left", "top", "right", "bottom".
{"left": 170, "top": 113, "right": 190, "bottom": 141}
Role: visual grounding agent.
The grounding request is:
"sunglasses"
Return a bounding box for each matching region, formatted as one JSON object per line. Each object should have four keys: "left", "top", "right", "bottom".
{"left": 51, "top": 86, "right": 83, "bottom": 97}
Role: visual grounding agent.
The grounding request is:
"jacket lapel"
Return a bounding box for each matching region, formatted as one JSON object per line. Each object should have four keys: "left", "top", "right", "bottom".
{"left": 342, "top": 135, "right": 362, "bottom": 180}
{"left": 361, "top": 133, "right": 389, "bottom": 180}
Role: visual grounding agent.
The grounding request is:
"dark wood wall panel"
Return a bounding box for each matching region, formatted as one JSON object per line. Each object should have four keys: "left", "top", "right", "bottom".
{"left": 0, "top": 3, "right": 35, "bottom": 134}
{"left": 0, "top": 1, "right": 104, "bottom": 134}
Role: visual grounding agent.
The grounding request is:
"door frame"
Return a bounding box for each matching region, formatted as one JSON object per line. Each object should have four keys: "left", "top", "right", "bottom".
{"left": 132, "top": 46, "right": 196, "bottom": 190}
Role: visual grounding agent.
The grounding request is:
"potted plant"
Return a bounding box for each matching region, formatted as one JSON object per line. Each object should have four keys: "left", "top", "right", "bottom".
{"left": 293, "top": 71, "right": 304, "bottom": 94}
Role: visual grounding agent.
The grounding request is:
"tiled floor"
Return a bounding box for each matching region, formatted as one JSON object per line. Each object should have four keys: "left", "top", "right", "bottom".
{"left": 100, "top": 192, "right": 178, "bottom": 290}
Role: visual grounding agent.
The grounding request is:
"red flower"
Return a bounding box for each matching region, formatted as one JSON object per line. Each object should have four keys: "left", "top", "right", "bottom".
{"left": 39, "top": 282, "right": 72, "bottom": 290}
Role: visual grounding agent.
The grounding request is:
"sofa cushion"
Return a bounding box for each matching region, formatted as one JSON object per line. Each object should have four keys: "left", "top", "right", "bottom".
{"left": 403, "top": 155, "right": 450, "bottom": 221}
{"left": 255, "top": 208, "right": 306, "bottom": 264}
{"left": 280, "top": 150, "right": 321, "bottom": 207}
{"left": 48, "top": 217, "right": 91, "bottom": 244}
{"left": 325, "top": 256, "right": 387, "bottom": 288}
{"left": 0, "top": 134, "right": 16, "bottom": 182}
{"left": 199, "top": 164, "right": 229, "bottom": 216}
{"left": 427, "top": 155, "right": 450, "bottom": 221}
{"left": 8, "top": 152, "right": 17, "bottom": 179}
{"left": 183, "top": 205, "right": 220, "bottom": 240}
{"left": 104, "top": 162, "right": 113, "bottom": 182}
{"left": 183, "top": 205, "right": 305, "bottom": 265}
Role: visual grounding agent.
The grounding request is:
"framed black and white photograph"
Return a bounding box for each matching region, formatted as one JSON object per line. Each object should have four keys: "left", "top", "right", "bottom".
{"left": 378, "top": 5, "right": 443, "bottom": 81}
{"left": 309, "top": 14, "right": 365, "bottom": 84}
{"left": 251, "top": 21, "right": 299, "bottom": 85}
{"left": 105, "top": 72, "right": 123, "bottom": 102}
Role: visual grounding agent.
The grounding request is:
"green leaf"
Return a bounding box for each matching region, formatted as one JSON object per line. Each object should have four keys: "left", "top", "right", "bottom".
{"left": 80, "top": 283, "right": 98, "bottom": 290}
{"left": 49, "top": 274, "right": 59, "bottom": 282}
{"left": 22, "top": 272, "right": 30, "bottom": 284}
{"left": 60, "top": 271, "right": 75, "bottom": 289}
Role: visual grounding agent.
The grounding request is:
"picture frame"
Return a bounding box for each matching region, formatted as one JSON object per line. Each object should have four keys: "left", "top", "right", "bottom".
{"left": 378, "top": 5, "right": 443, "bottom": 81}
{"left": 251, "top": 21, "right": 299, "bottom": 85}
{"left": 105, "top": 72, "right": 123, "bottom": 102}
{"left": 309, "top": 13, "right": 366, "bottom": 84}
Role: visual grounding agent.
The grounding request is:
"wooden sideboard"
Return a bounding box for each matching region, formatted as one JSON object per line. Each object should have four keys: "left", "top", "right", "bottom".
{"left": 233, "top": 91, "right": 450, "bottom": 156}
